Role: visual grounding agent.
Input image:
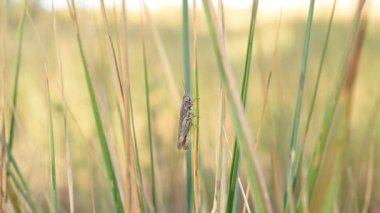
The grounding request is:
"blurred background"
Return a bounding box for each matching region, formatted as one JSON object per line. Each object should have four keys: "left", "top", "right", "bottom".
{"left": 1, "top": 0, "right": 380, "bottom": 212}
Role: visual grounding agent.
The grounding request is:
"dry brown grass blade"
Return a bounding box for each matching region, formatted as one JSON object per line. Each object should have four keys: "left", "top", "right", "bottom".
{"left": 211, "top": 2, "right": 226, "bottom": 212}
{"left": 343, "top": 4, "right": 368, "bottom": 98}
{"left": 342, "top": 0, "right": 369, "bottom": 127}
{"left": 211, "top": 92, "right": 225, "bottom": 213}
{"left": 100, "top": 0, "right": 124, "bottom": 101}
{"left": 99, "top": 0, "right": 135, "bottom": 210}
{"left": 339, "top": 1, "right": 369, "bottom": 208}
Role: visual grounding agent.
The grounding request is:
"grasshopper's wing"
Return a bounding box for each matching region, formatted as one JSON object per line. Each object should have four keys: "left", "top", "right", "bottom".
{"left": 178, "top": 113, "right": 192, "bottom": 149}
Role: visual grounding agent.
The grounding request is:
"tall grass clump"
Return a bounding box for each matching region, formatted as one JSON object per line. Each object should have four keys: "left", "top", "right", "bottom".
{"left": 1, "top": 0, "right": 379, "bottom": 212}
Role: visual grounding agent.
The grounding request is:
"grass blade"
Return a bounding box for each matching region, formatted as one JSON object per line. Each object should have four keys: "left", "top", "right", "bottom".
{"left": 45, "top": 67, "right": 58, "bottom": 213}
{"left": 202, "top": 0, "right": 272, "bottom": 212}
{"left": 129, "top": 90, "right": 147, "bottom": 212}
{"left": 8, "top": 3, "right": 26, "bottom": 151}
{"left": 182, "top": 0, "right": 194, "bottom": 212}
{"left": 67, "top": 1, "right": 124, "bottom": 211}
{"left": 211, "top": 92, "right": 225, "bottom": 213}
{"left": 121, "top": 0, "right": 142, "bottom": 211}
{"left": 289, "top": 3, "right": 337, "bottom": 204}
{"left": 139, "top": 2, "right": 157, "bottom": 211}
{"left": 226, "top": 0, "right": 259, "bottom": 211}
{"left": 303, "top": 0, "right": 337, "bottom": 140}
{"left": 52, "top": 3, "right": 74, "bottom": 211}
{"left": 191, "top": 0, "right": 200, "bottom": 211}
{"left": 6, "top": 4, "right": 38, "bottom": 211}
{"left": 285, "top": 0, "right": 315, "bottom": 210}
{"left": 8, "top": 170, "right": 35, "bottom": 212}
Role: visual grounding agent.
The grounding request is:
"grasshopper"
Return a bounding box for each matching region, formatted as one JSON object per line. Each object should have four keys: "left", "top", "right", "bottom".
{"left": 177, "top": 94, "right": 193, "bottom": 150}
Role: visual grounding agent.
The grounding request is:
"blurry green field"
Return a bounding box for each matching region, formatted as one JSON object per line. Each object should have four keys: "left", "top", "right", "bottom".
{"left": 1, "top": 1, "right": 380, "bottom": 212}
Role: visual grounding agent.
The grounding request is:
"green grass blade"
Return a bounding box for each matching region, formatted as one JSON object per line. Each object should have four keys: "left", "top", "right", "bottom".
{"left": 202, "top": 0, "right": 272, "bottom": 212}
{"left": 8, "top": 153, "right": 38, "bottom": 212}
{"left": 6, "top": 5, "right": 38, "bottom": 211}
{"left": 303, "top": 0, "right": 337, "bottom": 140}
{"left": 46, "top": 72, "right": 58, "bottom": 213}
{"left": 291, "top": 1, "right": 337, "bottom": 194}
{"left": 182, "top": 0, "right": 194, "bottom": 212}
{"left": 193, "top": 47, "right": 200, "bottom": 213}
{"left": 8, "top": 2, "right": 26, "bottom": 151}
{"left": 7, "top": 178, "right": 22, "bottom": 213}
{"left": 68, "top": 1, "right": 124, "bottom": 211}
{"left": 8, "top": 170, "right": 34, "bottom": 212}
{"left": 226, "top": 0, "right": 258, "bottom": 211}
{"left": 289, "top": 0, "right": 315, "bottom": 150}
{"left": 287, "top": 2, "right": 337, "bottom": 209}
{"left": 305, "top": 0, "right": 367, "bottom": 203}
{"left": 139, "top": 4, "right": 157, "bottom": 211}
{"left": 192, "top": 2, "right": 200, "bottom": 210}
{"left": 285, "top": 0, "right": 315, "bottom": 210}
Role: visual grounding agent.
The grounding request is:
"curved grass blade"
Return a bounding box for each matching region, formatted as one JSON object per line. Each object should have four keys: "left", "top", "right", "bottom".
{"left": 202, "top": 0, "right": 272, "bottom": 212}
{"left": 6, "top": 5, "right": 38, "bottom": 211}
{"left": 8, "top": 3, "right": 26, "bottom": 151}
{"left": 226, "top": 0, "right": 259, "bottom": 211}
{"left": 67, "top": 1, "right": 124, "bottom": 211}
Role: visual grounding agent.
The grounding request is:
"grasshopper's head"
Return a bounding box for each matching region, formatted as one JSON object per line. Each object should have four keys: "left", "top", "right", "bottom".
{"left": 182, "top": 94, "right": 193, "bottom": 109}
